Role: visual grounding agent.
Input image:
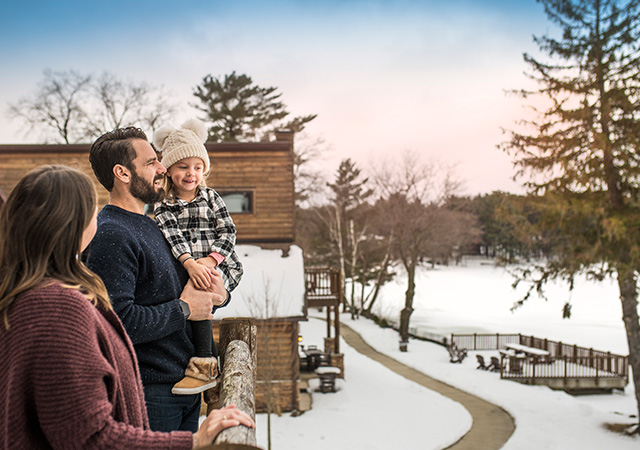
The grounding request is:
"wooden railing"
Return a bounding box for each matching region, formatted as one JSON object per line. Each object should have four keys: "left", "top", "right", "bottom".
{"left": 450, "top": 333, "right": 520, "bottom": 351}
{"left": 501, "top": 355, "right": 628, "bottom": 381}
{"left": 451, "top": 332, "right": 628, "bottom": 381}
{"left": 304, "top": 267, "right": 342, "bottom": 354}
{"left": 202, "top": 318, "right": 261, "bottom": 449}
{"left": 305, "top": 267, "right": 341, "bottom": 301}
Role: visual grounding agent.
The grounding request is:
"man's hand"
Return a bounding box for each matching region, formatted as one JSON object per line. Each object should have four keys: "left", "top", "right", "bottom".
{"left": 204, "top": 269, "right": 228, "bottom": 306}
{"left": 180, "top": 280, "right": 214, "bottom": 320}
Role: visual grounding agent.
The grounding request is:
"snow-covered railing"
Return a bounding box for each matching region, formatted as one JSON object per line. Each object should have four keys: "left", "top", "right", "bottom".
{"left": 501, "top": 355, "right": 627, "bottom": 380}
{"left": 204, "top": 318, "right": 260, "bottom": 449}
{"left": 305, "top": 266, "right": 341, "bottom": 301}
{"left": 305, "top": 266, "right": 342, "bottom": 354}
{"left": 452, "top": 332, "right": 629, "bottom": 382}
{"left": 451, "top": 332, "right": 520, "bottom": 350}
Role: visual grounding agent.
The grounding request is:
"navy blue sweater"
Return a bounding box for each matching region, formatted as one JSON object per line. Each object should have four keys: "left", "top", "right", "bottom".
{"left": 86, "top": 205, "right": 193, "bottom": 385}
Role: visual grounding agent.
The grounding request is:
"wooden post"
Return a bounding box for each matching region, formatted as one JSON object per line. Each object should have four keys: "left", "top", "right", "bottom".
{"left": 213, "top": 340, "right": 259, "bottom": 448}
{"left": 219, "top": 318, "right": 257, "bottom": 368}
{"left": 334, "top": 304, "right": 340, "bottom": 354}
{"left": 335, "top": 269, "right": 342, "bottom": 354}
{"left": 326, "top": 306, "right": 331, "bottom": 338}
{"left": 205, "top": 318, "right": 257, "bottom": 415}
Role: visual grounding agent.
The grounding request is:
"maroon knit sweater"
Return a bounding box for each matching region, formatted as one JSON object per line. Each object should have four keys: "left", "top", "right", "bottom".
{"left": 0, "top": 281, "right": 193, "bottom": 449}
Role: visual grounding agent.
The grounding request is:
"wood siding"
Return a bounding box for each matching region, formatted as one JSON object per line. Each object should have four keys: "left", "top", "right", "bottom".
{"left": 206, "top": 143, "right": 294, "bottom": 243}
{"left": 0, "top": 138, "right": 295, "bottom": 243}
{"left": 213, "top": 319, "right": 301, "bottom": 413}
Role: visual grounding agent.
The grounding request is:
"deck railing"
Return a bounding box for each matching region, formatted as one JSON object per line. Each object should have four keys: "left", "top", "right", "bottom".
{"left": 204, "top": 318, "right": 260, "bottom": 449}
{"left": 304, "top": 266, "right": 342, "bottom": 354}
{"left": 450, "top": 333, "right": 520, "bottom": 351}
{"left": 500, "top": 355, "right": 628, "bottom": 385}
{"left": 451, "top": 332, "right": 628, "bottom": 381}
{"left": 305, "top": 267, "right": 341, "bottom": 300}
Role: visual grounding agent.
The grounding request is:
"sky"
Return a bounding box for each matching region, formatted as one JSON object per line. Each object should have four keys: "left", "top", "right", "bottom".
{"left": 0, "top": 0, "right": 554, "bottom": 195}
{"left": 246, "top": 257, "right": 639, "bottom": 449}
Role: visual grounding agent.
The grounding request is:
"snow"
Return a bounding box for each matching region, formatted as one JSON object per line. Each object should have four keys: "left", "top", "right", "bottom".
{"left": 367, "top": 258, "right": 628, "bottom": 355}
{"left": 252, "top": 258, "right": 639, "bottom": 449}
{"left": 215, "top": 244, "right": 305, "bottom": 319}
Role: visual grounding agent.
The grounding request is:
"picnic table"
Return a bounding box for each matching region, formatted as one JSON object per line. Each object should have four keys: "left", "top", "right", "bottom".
{"left": 503, "top": 343, "right": 553, "bottom": 370}
{"left": 315, "top": 366, "right": 341, "bottom": 393}
{"left": 301, "top": 346, "right": 327, "bottom": 371}
{"left": 504, "top": 343, "right": 550, "bottom": 357}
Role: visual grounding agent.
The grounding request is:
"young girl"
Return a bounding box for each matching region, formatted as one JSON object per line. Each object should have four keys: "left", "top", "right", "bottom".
{"left": 154, "top": 119, "right": 243, "bottom": 395}
{"left": 0, "top": 165, "right": 253, "bottom": 448}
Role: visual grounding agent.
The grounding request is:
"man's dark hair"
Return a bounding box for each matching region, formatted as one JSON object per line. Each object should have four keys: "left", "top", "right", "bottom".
{"left": 89, "top": 127, "right": 148, "bottom": 192}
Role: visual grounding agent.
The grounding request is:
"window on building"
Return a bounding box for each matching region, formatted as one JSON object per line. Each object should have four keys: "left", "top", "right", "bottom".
{"left": 219, "top": 191, "right": 253, "bottom": 214}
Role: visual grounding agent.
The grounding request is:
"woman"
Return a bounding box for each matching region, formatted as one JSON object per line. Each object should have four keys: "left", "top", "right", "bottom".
{"left": 0, "top": 165, "right": 253, "bottom": 449}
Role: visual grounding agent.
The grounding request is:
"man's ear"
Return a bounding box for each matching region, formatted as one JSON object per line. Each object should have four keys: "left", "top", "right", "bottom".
{"left": 113, "top": 164, "right": 131, "bottom": 184}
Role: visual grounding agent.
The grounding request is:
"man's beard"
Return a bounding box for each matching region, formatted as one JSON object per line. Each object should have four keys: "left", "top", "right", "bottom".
{"left": 130, "top": 170, "right": 165, "bottom": 204}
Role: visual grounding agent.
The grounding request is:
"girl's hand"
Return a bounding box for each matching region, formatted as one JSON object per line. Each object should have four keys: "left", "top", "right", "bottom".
{"left": 184, "top": 258, "right": 213, "bottom": 289}
{"left": 196, "top": 255, "right": 219, "bottom": 269}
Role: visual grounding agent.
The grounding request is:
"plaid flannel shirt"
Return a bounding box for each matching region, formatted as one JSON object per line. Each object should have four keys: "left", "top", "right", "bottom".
{"left": 154, "top": 187, "right": 243, "bottom": 291}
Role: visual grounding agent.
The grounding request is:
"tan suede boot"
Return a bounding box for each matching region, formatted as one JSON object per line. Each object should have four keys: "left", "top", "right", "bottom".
{"left": 171, "top": 356, "right": 219, "bottom": 395}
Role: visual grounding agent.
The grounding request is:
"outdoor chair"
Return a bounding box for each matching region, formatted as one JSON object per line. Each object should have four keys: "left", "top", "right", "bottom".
{"left": 489, "top": 356, "right": 502, "bottom": 372}
{"left": 447, "top": 342, "right": 468, "bottom": 363}
{"left": 476, "top": 354, "right": 489, "bottom": 370}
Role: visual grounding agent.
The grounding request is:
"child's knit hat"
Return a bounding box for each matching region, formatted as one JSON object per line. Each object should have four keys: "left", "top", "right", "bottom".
{"left": 153, "top": 119, "right": 210, "bottom": 173}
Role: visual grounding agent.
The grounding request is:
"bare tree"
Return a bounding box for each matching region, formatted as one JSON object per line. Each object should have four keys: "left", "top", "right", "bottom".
{"left": 8, "top": 69, "right": 92, "bottom": 143}
{"left": 8, "top": 69, "right": 178, "bottom": 143}
{"left": 371, "top": 152, "right": 469, "bottom": 350}
{"left": 245, "top": 276, "right": 282, "bottom": 450}
{"left": 361, "top": 229, "right": 394, "bottom": 315}
{"left": 324, "top": 159, "right": 373, "bottom": 317}
{"left": 86, "top": 72, "right": 178, "bottom": 137}
{"left": 293, "top": 132, "right": 330, "bottom": 207}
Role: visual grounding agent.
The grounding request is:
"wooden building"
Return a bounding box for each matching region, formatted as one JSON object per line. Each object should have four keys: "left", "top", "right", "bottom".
{"left": 0, "top": 130, "right": 306, "bottom": 413}
{"left": 0, "top": 130, "right": 295, "bottom": 243}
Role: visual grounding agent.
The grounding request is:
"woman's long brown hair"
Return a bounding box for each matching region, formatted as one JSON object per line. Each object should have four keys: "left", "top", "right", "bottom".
{"left": 0, "top": 165, "right": 111, "bottom": 328}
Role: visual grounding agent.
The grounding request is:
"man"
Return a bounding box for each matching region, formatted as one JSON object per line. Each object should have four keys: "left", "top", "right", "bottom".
{"left": 86, "top": 127, "right": 228, "bottom": 433}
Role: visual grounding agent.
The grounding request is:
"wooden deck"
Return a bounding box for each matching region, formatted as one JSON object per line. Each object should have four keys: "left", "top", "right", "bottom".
{"left": 304, "top": 267, "right": 342, "bottom": 354}
{"left": 452, "top": 333, "right": 629, "bottom": 393}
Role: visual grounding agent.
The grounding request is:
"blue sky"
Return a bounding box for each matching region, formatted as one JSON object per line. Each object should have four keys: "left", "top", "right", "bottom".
{"left": 0, "top": 0, "right": 551, "bottom": 194}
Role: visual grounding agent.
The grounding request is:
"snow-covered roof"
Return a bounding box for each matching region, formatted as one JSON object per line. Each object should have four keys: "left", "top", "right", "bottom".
{"left": 214, "top": 244, "right": 306, "bottom": 320}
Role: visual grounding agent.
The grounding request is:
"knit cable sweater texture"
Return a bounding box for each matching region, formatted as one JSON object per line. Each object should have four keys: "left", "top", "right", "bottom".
{"left": 86, "top": 205, "right": 193, "bottom": 386}
{"left": 0, "top": 281, "right": 192, "bottom": 449}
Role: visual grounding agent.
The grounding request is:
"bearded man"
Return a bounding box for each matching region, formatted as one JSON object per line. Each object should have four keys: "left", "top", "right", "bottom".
{"left": 86, "top": 127, "right": 229, "bottom": 433}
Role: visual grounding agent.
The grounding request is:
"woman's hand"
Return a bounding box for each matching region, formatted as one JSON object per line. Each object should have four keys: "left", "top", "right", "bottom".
{"left": 193, "top": 404, "right": 255, "bottom": 448}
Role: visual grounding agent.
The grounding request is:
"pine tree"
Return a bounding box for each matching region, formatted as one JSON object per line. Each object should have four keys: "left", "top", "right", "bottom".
{"left": 325, "top": 159, "right": 373, "bottom": 317}
{"left": 192, "top": 71, "right": 315, "bottom": 142}
{"left": 502, "top": 0, "right": 640, "bottom": 430}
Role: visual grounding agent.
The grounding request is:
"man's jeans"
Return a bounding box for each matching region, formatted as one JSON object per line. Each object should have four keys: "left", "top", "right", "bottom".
{"left": 143, "top": 383, "right": 201, "bottom": 433}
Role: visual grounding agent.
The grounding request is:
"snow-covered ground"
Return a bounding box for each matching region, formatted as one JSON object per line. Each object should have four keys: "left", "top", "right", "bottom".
{"left": 254, "top": 258, "right": 639, "bottom": 449}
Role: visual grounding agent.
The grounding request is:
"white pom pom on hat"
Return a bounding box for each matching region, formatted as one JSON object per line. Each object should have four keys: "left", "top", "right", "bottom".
{"left": 153, "top": 118, "right": 210, "bottom": 173}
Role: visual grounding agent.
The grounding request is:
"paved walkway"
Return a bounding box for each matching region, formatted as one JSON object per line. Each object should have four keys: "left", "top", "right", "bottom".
{"left": 339, "top": 323, "right": 515, "bottom": 450}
